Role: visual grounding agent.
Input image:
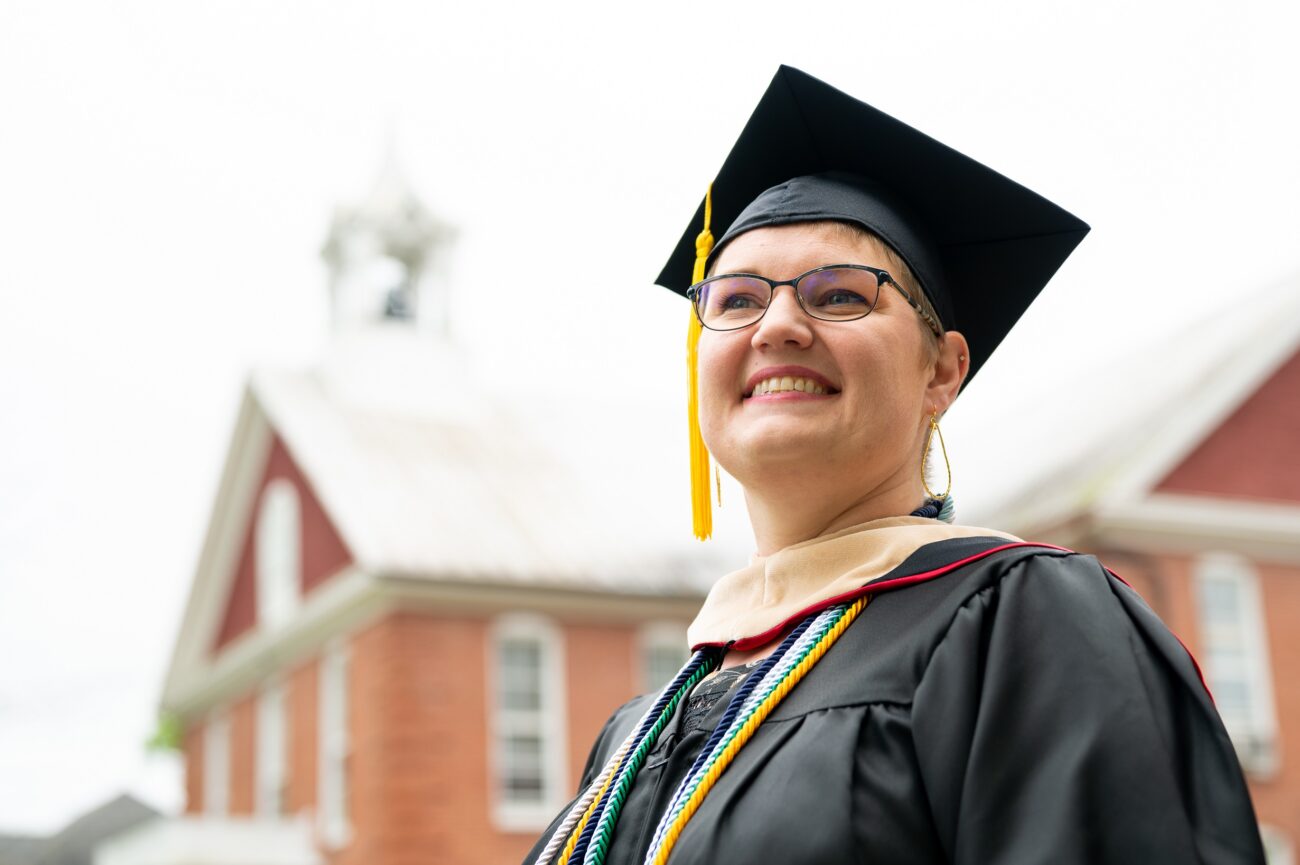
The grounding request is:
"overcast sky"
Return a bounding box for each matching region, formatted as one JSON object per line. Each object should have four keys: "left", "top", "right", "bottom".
{"left": 1, "top": 0, "right": 1298, "bottom": 834}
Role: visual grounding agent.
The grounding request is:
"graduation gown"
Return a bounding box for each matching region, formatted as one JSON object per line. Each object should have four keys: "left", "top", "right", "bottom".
{"left": 524, "top": 532, "right": 1265, "bottom": 865}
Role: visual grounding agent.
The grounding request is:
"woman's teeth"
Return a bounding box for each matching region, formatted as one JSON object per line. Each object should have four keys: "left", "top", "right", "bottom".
{"left": 751, "top": 375, "right": 828, "bottom": 396}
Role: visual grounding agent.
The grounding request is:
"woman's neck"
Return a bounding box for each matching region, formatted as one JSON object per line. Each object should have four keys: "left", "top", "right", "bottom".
{"left": 742, "top": 472, "right": 926, "bottom": 556}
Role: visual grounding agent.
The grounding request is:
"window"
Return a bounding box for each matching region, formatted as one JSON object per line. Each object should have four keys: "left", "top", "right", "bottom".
{"left": 640, "top": 622, "right": 689, "bottom": 694}
{"left": 1194, "top": 553, "right": 1278, "bottom": 775}
{"left": 203, "top": 710, "right": 230, "bottom": 817}
{"left": 256, "top": 681, "right": 288, "bottom": 817}
{"left": 318, "top": 640, "right": 351, "bottom": 847}
{"left": 256, "top": 479, "right": 301, "bottom": 630}
{"left": 491, "top": 615, "right": 566, "bottom": 830}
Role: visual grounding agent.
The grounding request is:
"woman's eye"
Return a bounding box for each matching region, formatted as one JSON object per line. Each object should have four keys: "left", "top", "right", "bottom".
{"left": 821, "top": 289, "right": 868, "bottom": 306}
{"left": 718, "top": 293, "right": 763, "bottom": 311}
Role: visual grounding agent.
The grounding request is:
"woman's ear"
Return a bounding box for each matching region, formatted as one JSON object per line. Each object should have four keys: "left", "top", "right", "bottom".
{"left": 926, "top": 331, "right": 969, "bottom": 415}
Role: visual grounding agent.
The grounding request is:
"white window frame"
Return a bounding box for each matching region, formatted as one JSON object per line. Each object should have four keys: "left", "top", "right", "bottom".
{"left": 638, "top": 621, "right": 689, "bottom": 695}
{"left": 318, "top": 639, "right": 352, "bottom": 848}
{"left": 489, "top": 613, "right": 567, "bottom": 831}
{"left": 1262, "top": 824, "right": 1295, "bottom": 865}
{"left": 1194, "top": 552, "right": 1279, "bottom": 776}
{"left": 203, "top": 709, "right": 230, "bottom": 817}
{"left": 256, "top": 479, "right": 301, "bottom": 630}
{"left": 256, "top": 680, "right": 288, "bottom": 817}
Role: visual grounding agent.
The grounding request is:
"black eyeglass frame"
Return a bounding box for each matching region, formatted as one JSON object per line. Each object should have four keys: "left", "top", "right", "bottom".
{"left": 686, "top": 263, "right": 943, "bottom": 337}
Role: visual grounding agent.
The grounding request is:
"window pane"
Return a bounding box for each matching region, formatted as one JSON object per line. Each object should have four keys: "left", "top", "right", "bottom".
{"left": 644, "top": 644, "right": 686, "bottom": 692}
{"left": 506, "top": 774, "right": 545, "bottom": 798}
{"left": 1198, "top": 579, "right": 1241, "bottom": 626}
{"left": 503, "top": 734, "right": 545, "bottom": 801}
{"left": 1214, "top": 679, "right": 1253, "bottom": 718}
{"left": 500, "top": 639, "right": 542, "bottom": 710}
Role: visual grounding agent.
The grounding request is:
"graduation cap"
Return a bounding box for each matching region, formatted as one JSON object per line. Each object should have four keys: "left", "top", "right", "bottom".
{"left": 662, "top": 65, "right": 1089, "bottom": 540}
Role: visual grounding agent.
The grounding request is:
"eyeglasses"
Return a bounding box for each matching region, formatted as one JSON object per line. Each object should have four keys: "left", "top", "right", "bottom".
{"left": 686, "top": 264, "right": 943, "bottom": 336}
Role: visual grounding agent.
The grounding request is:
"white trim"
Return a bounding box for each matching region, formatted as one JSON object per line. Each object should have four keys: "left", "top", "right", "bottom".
{"left": 379, "top": 573, "right": 704, "bottom": 622}
{"left": 1193, "top": 553, "right": 1280, "bottom": 777}
{"left": 488, "top": 613, "right": 568, "bottom": 832}
{"left": 165, "top": 566, "right": 383, "bottom": 718}
{"left": 162, "top": 387, "right": 273, "bottom": 708}
{"left": 255, "top": 680, "right": 288, "bottom": 817}
{"left": 203, "top": 709, "right": 231, "bottom": 817}
{"left": 1090, "top": 493, "right": 1300, "bottom": 563}
{"left": 317, "top": 638, "right": 352, "bottom": 849}
{"left": 164, "top": 564, "right": 702, "bottom": 720}
{"left": 638, "top": 621, "right": 689, "bottom": 694}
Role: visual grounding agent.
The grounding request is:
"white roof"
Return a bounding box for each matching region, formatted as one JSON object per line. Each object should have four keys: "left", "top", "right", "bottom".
{"left": 981, "top": 271, "right": 1300, "bottom": 538}
{"left": 159, "top": 335, "right": 732, "bottom": 715}
{"left": 250, "top": 360, "right": 719, "bottom": 593}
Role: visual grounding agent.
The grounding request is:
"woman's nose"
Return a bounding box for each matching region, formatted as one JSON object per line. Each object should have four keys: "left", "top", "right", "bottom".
{"left": 751, "top": 285, "right": 813, "bottom": 350}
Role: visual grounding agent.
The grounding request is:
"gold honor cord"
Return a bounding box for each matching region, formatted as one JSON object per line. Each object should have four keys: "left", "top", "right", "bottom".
{"left": 555, "top": 756, "right": 622, "bottom": 865}
{"left": 650, "top": 596, "right": 870, "bottom": 865}
{"left": 687, "top": 185, "right": 715, "bottom": 540}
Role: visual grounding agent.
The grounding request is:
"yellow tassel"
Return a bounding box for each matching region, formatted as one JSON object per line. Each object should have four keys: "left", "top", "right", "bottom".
{"left": 688, "top": 185, "right": 715, "bottom": 540}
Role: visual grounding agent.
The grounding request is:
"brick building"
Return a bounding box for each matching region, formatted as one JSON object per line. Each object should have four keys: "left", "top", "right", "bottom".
{"left": 100, "top": 158, "right": 1299, "bottom": 863}
{"left": 99, "top": 163, "right": 719, "bottom": 865}
{"left": 992, "top": 283, "right": 1300, "bottom": 864}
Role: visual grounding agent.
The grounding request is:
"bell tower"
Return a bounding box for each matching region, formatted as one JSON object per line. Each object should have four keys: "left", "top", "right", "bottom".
{"left": 317, "top": 149, "right": 471, "bottom": 420}
{"left": 321, "top": 147, "right": 455, "bottom": 342}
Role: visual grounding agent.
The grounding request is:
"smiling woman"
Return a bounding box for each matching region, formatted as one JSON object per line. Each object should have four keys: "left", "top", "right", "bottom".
{"left": 523, "top": 66, "right": 1266, "bottom": 865}
{"left": 697, "top": 222, "right": 965, "bottom": 556}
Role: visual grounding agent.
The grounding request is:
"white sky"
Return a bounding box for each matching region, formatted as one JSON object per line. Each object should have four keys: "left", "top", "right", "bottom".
{"left": 1, "top": 0, "right": 1298, "bottom": 834}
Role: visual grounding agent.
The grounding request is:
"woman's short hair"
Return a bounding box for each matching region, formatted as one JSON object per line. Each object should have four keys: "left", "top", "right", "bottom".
{"left": 825, "top": 221, "right": 945, "bottom": 359}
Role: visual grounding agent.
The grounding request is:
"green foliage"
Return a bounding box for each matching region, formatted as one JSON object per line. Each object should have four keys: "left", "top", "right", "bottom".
{"left": 146, "top": 711, "right": 183, "bottom": 753}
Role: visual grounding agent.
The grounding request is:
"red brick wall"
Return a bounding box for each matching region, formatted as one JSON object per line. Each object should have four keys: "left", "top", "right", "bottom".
{"left": 288, "top": 660, "right": 319, "bottom": 816}
{"left": 214, "top": 432, "right": 355, "bottom": 652}
{"left": 564, "top": 624, "right": 639, "bottom": 785}
{"left": 214, "top": 546, "right": 257, "bottom": 651}
{"left": 1157, "top": 347, "right": 1300, "bottom": 503}
{"left": 180, "top": 610, "right": 674, "bottom": 864}
{"left": 229, "top": 695, "right": 256, "bottom": 815}
{"left": 1249, "top": 558, "right": 1300, "bottom": 844}
{"left": 325, "top": 612, "right": 647, "bottom": 865}
{"left": 334, "top": 613, "right": 446, "bottom": 865}
{"left": 182, "top": 677, "right": 314, "bottom": 820}
{"left": 183, "top": 722, "right": 205, "bottom": 815}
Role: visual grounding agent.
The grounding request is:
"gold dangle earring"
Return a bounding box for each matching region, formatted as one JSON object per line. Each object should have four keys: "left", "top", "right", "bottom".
{"left": 715, "top": 464, "right": 724, "bottom": 509}
{"left": 921, "top": 408, "right": 952, "bottom": 500}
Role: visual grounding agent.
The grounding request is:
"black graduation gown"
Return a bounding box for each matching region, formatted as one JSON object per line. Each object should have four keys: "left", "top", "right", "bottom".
{"left": 524, "top": 538, "right": 1266, "bottom": 865}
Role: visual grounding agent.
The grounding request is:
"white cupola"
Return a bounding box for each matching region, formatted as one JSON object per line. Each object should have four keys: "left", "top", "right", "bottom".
{"left": 317, "top": 148, "right": 477, "bottom": 421}
{"left": 321, "top": 146, "right": 455, "bottom": 341}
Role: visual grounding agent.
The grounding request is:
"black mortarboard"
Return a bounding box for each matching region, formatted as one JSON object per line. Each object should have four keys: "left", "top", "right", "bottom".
{"left": 660, "top": 65, "right": 1089, "bottom": 382}
{"left": 666, "top": 66, "right": 1089, "bottom": 539}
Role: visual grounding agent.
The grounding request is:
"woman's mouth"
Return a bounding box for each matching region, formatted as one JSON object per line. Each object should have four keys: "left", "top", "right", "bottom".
{"left": 745, "top": 375, "right": 838, "bottom": 398}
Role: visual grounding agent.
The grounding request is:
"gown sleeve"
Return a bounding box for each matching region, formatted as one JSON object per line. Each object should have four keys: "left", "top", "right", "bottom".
{"left": 910, "top": 551, "right": 1266, "bottom": 865}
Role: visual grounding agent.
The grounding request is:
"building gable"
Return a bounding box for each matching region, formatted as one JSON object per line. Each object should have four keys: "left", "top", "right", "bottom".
{"left": 1155, "top": 345, "right": 1300, "bottom": 505}
{"left": 214, "top": 431, "right": 354, "bottom": 653}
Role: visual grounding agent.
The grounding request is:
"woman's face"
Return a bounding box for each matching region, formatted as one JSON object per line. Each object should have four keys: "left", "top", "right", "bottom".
{"left": 698, "top": 222, "right": 939, "bottom": 495}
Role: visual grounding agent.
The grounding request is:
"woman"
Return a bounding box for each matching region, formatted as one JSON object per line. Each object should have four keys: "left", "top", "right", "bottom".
{"left": 524, "top": 67, "right": 1264, "bottom": 865}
